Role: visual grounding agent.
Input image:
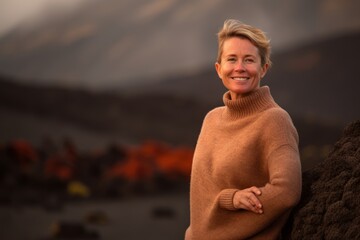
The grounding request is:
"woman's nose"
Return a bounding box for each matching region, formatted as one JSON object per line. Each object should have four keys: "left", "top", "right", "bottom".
{"left": 234, "top": 61, "right": 245, "bottom": 71}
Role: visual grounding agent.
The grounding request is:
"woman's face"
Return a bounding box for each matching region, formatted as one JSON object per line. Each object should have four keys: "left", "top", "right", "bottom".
{"left": 215, "top": 37, "right": 268, "bottom": 100}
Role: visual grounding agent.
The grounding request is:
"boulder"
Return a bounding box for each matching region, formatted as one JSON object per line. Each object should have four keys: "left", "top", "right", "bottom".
{"left": 284, "top": 120, "right": 360, "bottom": 239}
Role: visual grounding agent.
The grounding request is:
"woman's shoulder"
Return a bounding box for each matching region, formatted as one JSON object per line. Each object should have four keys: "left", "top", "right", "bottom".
{"left": 259, "top": 106, "right": 299, "bottom": 145}
{"left": 261, "top": 105, "right": 293, "bottom": 123}
{"left": 202, "top": 106, "right": 225, "bottom": 124}
{"left": 205, "top": 106, "right": 225, "bottom": 118}
{"left": 259, "top": 106, "right": 298, "bottom": 135}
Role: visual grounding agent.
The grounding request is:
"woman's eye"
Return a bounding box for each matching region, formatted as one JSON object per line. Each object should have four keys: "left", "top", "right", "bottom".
{"left": 245, "top": 58, "right": 255, "bottom": 63}
{"left": 227, "top": 58, "right": 236, "bottom": 62}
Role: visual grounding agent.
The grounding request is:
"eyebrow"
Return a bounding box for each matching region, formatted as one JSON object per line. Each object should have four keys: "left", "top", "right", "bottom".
{"left": 224, "top": 53, "right": 256, "bottom": 58}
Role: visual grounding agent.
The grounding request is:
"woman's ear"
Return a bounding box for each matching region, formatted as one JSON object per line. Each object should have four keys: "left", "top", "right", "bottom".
{"left": 260, "top": 63, "right": 269, "bottom": 78}
{"left": 215, "top": 62, "right": 222, "bottom": 79}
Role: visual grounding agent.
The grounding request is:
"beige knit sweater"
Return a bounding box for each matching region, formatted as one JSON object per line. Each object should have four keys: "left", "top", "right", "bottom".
{"left": 186, "top": 86, "right": 302, "bottom": 240}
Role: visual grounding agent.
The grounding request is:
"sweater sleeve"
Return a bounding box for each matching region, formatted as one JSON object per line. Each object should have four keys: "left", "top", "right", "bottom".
{"left": 244, "top": 144, "right": 302, "bottom": 236}
{"left": 218, "top": 188, "right": 239, "bottom": 210}
{"left": 216, "top": 110, "right": 302, "bottom": 238}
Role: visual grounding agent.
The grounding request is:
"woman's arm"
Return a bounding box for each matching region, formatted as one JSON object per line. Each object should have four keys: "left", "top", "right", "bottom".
{"left": 217, "top": 145, "right": 302, "bottom": 237}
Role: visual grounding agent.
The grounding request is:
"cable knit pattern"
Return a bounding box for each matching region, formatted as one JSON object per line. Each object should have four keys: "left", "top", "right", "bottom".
{"left": 186, "top": 86, "right": 302, "bottom": 240}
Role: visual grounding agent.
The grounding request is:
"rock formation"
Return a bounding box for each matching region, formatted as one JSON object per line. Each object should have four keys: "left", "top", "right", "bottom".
{"left": 284, "top": 120, "right": 360, "bottom": 239}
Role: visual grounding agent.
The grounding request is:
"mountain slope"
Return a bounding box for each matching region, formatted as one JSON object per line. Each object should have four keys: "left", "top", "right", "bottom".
{"left": 0, "top": 75, "right": 210, "bottom": 146}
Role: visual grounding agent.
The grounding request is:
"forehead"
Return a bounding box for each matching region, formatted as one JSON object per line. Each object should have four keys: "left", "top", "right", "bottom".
{"left": 222, "top": 37, "right": 259, "bottom": 56}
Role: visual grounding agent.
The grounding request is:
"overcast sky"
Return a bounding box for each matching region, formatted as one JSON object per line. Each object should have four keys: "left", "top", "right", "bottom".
{"left": 0, "top": 0, "right": 89, "bottom": 37}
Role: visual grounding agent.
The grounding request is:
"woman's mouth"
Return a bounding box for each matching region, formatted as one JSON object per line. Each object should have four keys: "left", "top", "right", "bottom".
{"left": 231, "top": 77, "right": 249, "bottom": 81}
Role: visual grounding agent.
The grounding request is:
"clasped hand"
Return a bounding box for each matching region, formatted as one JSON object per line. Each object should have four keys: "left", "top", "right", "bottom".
{"left": 233, "top": 186, "right": 263, "bottom": 214}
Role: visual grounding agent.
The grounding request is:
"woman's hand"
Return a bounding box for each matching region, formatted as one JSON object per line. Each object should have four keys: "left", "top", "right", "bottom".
{"left": 233, "top": 186, "right": 263, "bottom": 214}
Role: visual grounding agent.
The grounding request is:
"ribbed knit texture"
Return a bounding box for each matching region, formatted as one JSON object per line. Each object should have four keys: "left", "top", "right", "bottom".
{"left": 223, "top": 86, "right": 276, "bottom": 119}
{"left": 186, "top": 86, "right": 302, "bottom": 240}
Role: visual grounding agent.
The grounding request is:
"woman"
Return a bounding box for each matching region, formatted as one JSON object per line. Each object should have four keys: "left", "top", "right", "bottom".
{"left": 185, "top": 19, "right": 302, "bottom": 240}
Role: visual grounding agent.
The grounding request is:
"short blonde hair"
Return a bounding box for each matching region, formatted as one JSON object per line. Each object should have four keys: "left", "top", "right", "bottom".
{"left": 217, "top": 19, "right": 272, "bottom": 68}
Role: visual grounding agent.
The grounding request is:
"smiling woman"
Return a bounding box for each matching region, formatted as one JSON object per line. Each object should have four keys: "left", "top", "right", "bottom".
{"left": 215, "top": 37, "right": 269, "bottom": 99}
{"left": 186, "top": 19, "right": 302, "bottom": 240}
{"left": 214, "top": 19, "right": 271, "bottom": 100}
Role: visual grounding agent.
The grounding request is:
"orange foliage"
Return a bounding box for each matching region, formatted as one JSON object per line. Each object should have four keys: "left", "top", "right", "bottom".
{"left": 8, "top": 139, "right": 39, "bottom": 174}
{"left": 44, "top": 156, "right": 74, "bottom": 181}
{"left": 105, "top": 140, "right": 193, "bottom": 181}
{"left": 107, "top": 152, "right": 153, "bottom": 181}
{"left": 9, "top": 139, "right": 38, "bottom": 164}
{"left": 43, "top": 140, "right": 79, "bottom": 181}
{"left": 139, "top": 140, "right": 168, "bottom": 158}
{"left": 5, "top": 138, "right": 194, "bottom": 186}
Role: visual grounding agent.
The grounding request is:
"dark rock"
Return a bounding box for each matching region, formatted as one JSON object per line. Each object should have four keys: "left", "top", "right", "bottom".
{"left": 283, "top": 120, "right": 360, "bottom": 239}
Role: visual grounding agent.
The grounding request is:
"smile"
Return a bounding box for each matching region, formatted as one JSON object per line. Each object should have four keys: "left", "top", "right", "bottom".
{"left": 231, "top": 77, "right": 249, "bottom": 81}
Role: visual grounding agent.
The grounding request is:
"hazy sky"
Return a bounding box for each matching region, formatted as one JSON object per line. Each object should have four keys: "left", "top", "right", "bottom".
{"left": 0, "top": 0, "right": 89, "bottom": 37}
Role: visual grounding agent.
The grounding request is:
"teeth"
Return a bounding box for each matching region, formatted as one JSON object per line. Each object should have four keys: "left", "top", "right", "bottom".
{"left": 232, "top": 77, "right": 248, "bottom": 81}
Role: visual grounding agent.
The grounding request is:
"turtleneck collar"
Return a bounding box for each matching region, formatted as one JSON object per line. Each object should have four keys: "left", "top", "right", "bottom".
{"left": 222, "top": 86, "right": 277, "bottom": 119}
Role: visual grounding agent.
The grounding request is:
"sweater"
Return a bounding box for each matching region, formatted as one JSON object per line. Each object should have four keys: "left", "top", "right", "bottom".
{"left": 186, "top": 86, "right": 302, "bottom": 240}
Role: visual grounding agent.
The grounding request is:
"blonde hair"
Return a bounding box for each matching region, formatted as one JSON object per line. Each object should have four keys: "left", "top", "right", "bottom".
{"left": 216, "top": 19, "right": 272, "bottom": 68}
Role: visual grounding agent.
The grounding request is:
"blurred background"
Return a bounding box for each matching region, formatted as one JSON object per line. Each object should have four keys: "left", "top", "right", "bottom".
{"left": 0, "top": 0, "right": 359, "bottom": 239}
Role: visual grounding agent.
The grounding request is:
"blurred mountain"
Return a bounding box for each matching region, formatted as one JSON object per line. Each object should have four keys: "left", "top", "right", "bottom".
{"left": 0, "top": 75, "right": 209, "bottom": 147}
{"left": 133, "top": 31, "right": 360, "bottom": 126}
{"left": 0, "top": 0, "right": 360, "bottom": 88}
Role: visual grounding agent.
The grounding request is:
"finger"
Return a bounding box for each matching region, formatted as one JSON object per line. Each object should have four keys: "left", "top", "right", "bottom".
{"left": 248, "top": 194, "right": 262, "bottom": 209}
{"left": 236, "top": 193, "right": 262, "bottom": 213}
{"left": 244, "top": 197, "right": 262, "bottom": 214}
{"left": 247, "top": 196, "right": 263, "bottom": 214}
{"left": 247, "top": 187, "right": 262, "bottom": 208}
{"left": 249, "top": 186, "right": 262, "bottom": 196}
